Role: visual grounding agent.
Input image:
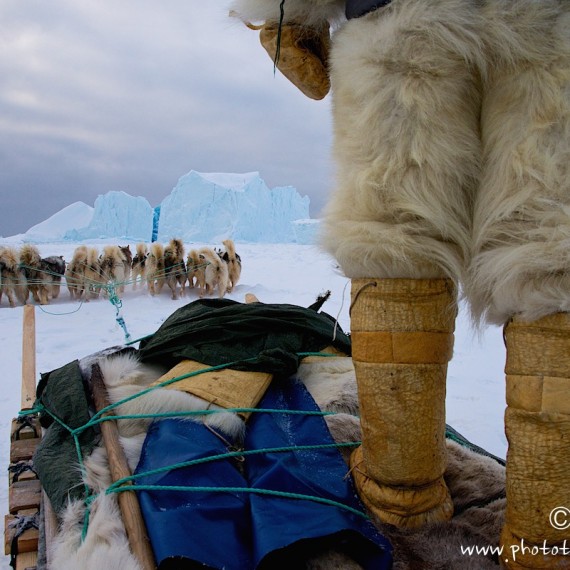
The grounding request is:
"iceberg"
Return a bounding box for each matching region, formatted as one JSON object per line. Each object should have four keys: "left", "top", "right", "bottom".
{"left": 157, "top": 171, "right": 310, "bottom": 243}
{"left": 23, "top": 202, "right": 94, "bottom": 242}
{"left": 66, "top": 191, "right": 154, "bottom": 241}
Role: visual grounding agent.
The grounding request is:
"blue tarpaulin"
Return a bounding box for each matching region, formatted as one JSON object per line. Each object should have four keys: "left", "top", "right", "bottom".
{"left": 135, "top": 378, "right": 393, "bottom": 569}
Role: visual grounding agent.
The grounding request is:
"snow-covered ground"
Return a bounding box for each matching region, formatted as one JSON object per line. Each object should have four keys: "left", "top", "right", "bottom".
{"left": 0, "top": 239, "right": 508, "bottom": 569}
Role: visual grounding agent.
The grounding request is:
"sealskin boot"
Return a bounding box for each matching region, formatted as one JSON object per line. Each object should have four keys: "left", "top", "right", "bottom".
{"left": 500, "top": 313, "right": 570, "bottom": 569}
{"left": 349, "top": 278, "right": 457, "bottom": 528}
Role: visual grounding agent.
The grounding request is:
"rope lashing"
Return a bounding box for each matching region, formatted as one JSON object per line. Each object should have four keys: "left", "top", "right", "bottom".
{"left": 8, "top": 460, "right": 37, "bottom": 483}
{"left": 8, "top": 512, "right": 39, "bottom": 569}
{"left": 107, "top": 283, "right": 132, "bottom": 343}
{"left": 20, "top": 351, "right": 363, "bottom": 540}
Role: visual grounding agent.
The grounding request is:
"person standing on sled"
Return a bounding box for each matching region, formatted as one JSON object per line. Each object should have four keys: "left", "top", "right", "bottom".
{"left": 230, "top": 1, "right": 570, "bottom": 568}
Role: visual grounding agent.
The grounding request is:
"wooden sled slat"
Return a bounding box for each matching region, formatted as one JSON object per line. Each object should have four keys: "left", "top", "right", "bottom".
{"left": 21, "top": 305, "right": 36, "bottom": 412}
{"left": 4, "top": 514, "right": 39, "bottom": 556}
{"left": 9, "top": 480, "right": 41, "bottom": 514}
{"left": 4, "top": 305, "right": 40, "bottom": 570}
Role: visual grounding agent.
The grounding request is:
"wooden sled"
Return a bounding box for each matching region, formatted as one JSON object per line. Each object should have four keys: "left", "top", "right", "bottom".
{"left": 5, "top": 299, "right": 508, "bottom": 570}
{"left": 5, "top": 305, "right": 57, "bottom": 570}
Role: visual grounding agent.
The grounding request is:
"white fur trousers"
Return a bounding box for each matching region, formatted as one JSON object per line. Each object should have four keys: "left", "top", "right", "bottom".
{"left": 231, "top": 0, "right": 570, "bottom": 325}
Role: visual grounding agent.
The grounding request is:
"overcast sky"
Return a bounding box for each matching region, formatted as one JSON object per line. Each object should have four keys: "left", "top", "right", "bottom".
{"left": 0, "top": 1, "right": 334, "bottom": 237}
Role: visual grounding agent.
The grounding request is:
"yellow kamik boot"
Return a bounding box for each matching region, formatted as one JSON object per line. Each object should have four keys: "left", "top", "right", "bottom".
{"left": 349, "top": 278, "right": 457, "bottom": 528}
{"left": 501, "top": 313, "right": 570, "bottom": 569}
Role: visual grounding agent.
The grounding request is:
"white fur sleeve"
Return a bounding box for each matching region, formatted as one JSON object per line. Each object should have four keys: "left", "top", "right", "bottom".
{"left": 229, "top": 0, "right": 346, "bottom": 27}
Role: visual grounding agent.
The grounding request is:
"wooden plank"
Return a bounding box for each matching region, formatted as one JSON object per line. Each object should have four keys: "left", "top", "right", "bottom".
{"left": 9, "top": 480, "right": 41, "bottom": 514}
{"left": 91, "top": 364, "right": 156, "bottom": 570}
{"left": 15, "top": 551, "right": 37, "bottom": 570}
{"left": 10, "top": 439, "right": 39, "bottom": 464}
{"left": 4, "top": 515, "right": 38, "bottom": 555}
{"left": 21, "top": 305, "right": 37, "bottom": 411}
{"left": 41, "top": 490, "right": 58, "bottom": 569}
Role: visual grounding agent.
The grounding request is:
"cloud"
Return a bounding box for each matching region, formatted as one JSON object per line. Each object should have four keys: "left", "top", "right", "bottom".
{"left": 0, "top": 1, "right": 334, "bottom": 236}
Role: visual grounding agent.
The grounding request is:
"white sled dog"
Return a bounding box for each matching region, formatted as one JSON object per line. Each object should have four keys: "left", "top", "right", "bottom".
{"left": 199, "top": 247, "right": 229, "bottom": 298}
{"left": 222, "top": 239, "right": 241, "bottom": 293}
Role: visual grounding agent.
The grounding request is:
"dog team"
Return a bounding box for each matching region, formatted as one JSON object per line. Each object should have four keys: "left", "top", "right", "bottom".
{"left": 0, "top": 239, "right": 241, "bottom": 307}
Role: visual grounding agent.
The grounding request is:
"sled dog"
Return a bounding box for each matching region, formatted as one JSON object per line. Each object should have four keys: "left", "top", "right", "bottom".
{"left": 199, "top": 247, "right": 229, "bottom": 298}
{"left": 132, "top": 243, "right": 148, "bottom": 290}
{"left": 163, "top": 238, "right": 186, "bottom": 300}
{"left": 146, "top": 243, "right": 165, "bottom": 296}
{"left": 222, "top": 239, "right": 242, "bottom": 293}
{"left": 0, "top": 246, "right": 27, "bottom": 307}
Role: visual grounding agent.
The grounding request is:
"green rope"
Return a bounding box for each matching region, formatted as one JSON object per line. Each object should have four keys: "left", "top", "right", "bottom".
{"left": 106, "top": 283, "right": 131, "bottom": 343}
{"left": 110, "top": 485, "right": 369, "bottom": 520}
{"left": 35, "top": 300, "right": 86, "bottom": 316}
{"left": 108, "top": 442, "right": 360, "bottom": 491}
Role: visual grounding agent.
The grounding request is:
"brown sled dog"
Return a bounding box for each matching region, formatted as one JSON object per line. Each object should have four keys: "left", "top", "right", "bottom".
{"left": 99, "top": 245, "right": 129, "bottom": 295}
{"left": 66, "top": 245, "right": 89, "bottom": 300}
{"left": 0, "top": 246, "right": 27, "bottom": 307}
{"left": 132, "top": 242, "right": 148, "bottom": 290}
{"left": 19, "top": 244, "right": 51, "bottom": 305}
{"left": 186, "top": 248, "right": 205, "bottom": 293}
{"left": 221, "top": 239, "right": 242, "bottom": 293}
{"left": 199, "top": 247, "right": 229, "bottom": 299}
{"left": 146, "top": 242, "right": 165, "bottom": 296}
{"left": 84, "top": 247, "right": 105, "bottom": 300}
{"left": 163, "top": 238, "right": 186, "bottom": 299}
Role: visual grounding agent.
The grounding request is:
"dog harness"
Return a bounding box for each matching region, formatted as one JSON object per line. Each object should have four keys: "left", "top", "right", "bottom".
{"left": 346, "top": 0, "right": 392, "bottom": 20}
